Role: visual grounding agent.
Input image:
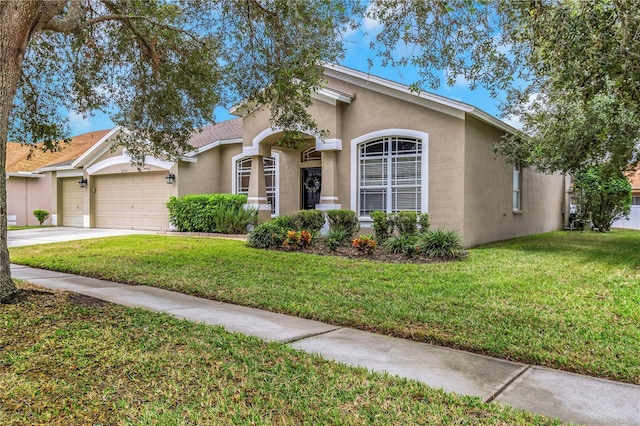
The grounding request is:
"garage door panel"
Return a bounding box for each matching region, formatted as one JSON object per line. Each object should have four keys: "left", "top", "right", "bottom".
{"left": 62, "top": 178, "right": 84, "bottom": 227}
{"left": 94, "top": 172, "right": 170, "bottom": 230}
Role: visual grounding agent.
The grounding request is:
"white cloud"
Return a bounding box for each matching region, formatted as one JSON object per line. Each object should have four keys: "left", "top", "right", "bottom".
{"left": 503, "top": 114, "right": 524, "bottom": 130}
{"left": 363, "top": 15, "right": 381, "bottom": 32}
{"left": 68, "top": 110, "right": 91, "bottom": 134}
{"left": 454, "top": 74, "right": 470, "bottom": 88}
{"left": 502, "top": 93, "right": 540, "bottom": 131}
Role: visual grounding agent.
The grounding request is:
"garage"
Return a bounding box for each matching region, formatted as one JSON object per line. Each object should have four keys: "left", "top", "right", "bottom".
{"left": 94, "top": 172, "right": 171, "bottom": 230}
{"left": 61, "top": 177, "right": 85, "bottom": 227}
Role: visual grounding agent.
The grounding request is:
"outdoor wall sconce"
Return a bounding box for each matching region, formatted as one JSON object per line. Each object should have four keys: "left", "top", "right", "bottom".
{"left": 165, "top": 172, "right": 175, "bottom": 184}
{"left": 78, "top": 177, "right": 88, "bottom": 188}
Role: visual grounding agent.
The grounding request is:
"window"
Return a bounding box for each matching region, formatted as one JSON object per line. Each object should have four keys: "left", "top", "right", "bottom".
{"left": 358, "top": 136, "right": 421, "bottom": 216}
{"left": 301, "top": 146, "right": 321, "bottom": 162}
{"left": 632, "top": 196, "right": 640, "bottom": 206}
{"left": 235, "top": 156, "right": 277, "bottom": 216}
{"left": 513, "top": 164, "right": 522, "bottom": 211}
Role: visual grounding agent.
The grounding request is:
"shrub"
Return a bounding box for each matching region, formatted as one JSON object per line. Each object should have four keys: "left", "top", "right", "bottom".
{"left": 370, "top": 211, "right": 394, "bottom": 241}
{"left": 382, "top": 234, "right": 417, "bottom": 256}
{"left": 270, "top": 215, "right": 294, "bottom": 230}
{"left": 352, "top": 235, "right": 377, "bottom": 255}
{"left": 394, "top": 211, "right": 418, "bottom": 236}
{"left": 213, "top": 205, "right": 258, "bottom": 234}
{"left": 325, "top": 228, "right": 350, "bottom": 251}
{"left": 247, "top": 222, "right": 288, "bottom": 249}
{"left": 416, "top": 228, "right": 464, "bottom": 259}
{"left": 33, "top": 209, "right": 49, "bottom": 226}
{"left": 283, "top": 230, "right": 313, "bottom": 250}
{"left": 326, "top": 209, "right": 360, "bottom": 237}
{"left": 291, "top": 209, "right": 325, "bottom": 234}
{"left": 167, "top": 194, "right": 251, "bottom": 233}
{"left": 572, "top": 166, "right": 632, "bottom": 232}
{"left": 418, "top": 213, "right": 430, "bottom": 232}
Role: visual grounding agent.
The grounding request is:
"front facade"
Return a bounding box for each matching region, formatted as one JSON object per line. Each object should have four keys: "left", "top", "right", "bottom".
{"left": 234, "top": 65, "right": 566, "bottom": 246}
{"left": 17, "top": 65, "right": 567, "bottom": 246}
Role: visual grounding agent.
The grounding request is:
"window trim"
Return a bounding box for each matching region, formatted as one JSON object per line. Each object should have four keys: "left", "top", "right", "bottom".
{"left": 350, "top": 129, "right": 429, "bottom": 221}
{"left": 301, "top": 146, "right": 321, "bottom": 162}
{"left": 232, "top": 152, "right": 280, "bottom": 217}
{"left": 513, "top": 164, "right": 522, "bottom": 212}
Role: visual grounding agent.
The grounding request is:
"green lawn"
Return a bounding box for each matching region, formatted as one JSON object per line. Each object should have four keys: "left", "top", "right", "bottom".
{"left": 1, "top": 283, "right": 556, "bottom": 425}
{"left": 7, "top": 226, "right": 42, "bottom": 231}
{"left": 9, "top": 229, "right": 640, "bottom": 384}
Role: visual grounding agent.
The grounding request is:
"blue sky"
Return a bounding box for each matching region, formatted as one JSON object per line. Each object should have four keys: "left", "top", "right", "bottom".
{"left": 69, "top": 16, "right": 514, "bottom": 136}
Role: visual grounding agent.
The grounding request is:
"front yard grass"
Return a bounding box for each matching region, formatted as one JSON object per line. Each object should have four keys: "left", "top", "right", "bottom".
{"left": 9, "top": 229, "right": 640, "bottom": 384}
{"left": 1, "top": 283, "right": 556, "bottom": 425}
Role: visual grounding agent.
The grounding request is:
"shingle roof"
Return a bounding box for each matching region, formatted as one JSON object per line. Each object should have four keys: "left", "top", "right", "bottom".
{"left": 187, "top": 118, "right": 242, "bottom": 149}
{"left": 6, "top": 130, "right": 110, "bottom": 173}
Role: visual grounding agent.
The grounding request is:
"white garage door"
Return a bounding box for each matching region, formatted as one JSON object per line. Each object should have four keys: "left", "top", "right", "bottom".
{"left": 62, "top": 177, "right": 84, "bottom": 227}
{"left": 94, "top": 172, "right": 171, "bottom": 230}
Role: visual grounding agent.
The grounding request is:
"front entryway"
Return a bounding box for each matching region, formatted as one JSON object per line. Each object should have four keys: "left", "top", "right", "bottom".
{"left": 301, "top": 167, "right": 321, "bottom": 210}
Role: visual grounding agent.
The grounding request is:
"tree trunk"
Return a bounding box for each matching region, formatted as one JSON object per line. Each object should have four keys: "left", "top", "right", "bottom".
{"left": 0, "top": 1, "right": 64, "bottom": 302}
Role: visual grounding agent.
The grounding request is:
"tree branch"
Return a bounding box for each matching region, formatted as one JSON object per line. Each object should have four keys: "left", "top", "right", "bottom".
{"left": 41, "top": 0, "right": 204, "bottom": 45}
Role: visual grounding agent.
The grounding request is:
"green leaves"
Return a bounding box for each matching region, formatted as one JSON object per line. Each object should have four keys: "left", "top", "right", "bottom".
{"left": 371, "top": 1, "right": 640, "bottom": 175}
{"left": 8, "top": 0, "right": 362, "bottom": 163}
{"left": 573, "top": 165, "right": 632, "bottom": 232}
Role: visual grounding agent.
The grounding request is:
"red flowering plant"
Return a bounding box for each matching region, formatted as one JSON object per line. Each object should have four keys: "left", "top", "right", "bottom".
{"left": 283, "top": 230, "right": 313, "bottom": 250}
{"left": 352, "top": 235, "right": 377, "bottom": 255}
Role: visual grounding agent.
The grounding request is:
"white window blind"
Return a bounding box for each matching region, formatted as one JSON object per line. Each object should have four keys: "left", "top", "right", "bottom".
{"left": 359, "top": 136, "right": 421, "bottom": 216}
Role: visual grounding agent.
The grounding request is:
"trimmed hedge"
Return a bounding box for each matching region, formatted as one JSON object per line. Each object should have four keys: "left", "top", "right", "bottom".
{"left": 326, "top": 209, "right": 360, "bottom": 237}
{"left": 166, "top": 194, "right": 256, "bottom": 234}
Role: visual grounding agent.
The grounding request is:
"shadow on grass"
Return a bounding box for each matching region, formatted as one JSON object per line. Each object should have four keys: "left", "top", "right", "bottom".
{"left": 475, "top": 229, "right": 640, "bottom": 270}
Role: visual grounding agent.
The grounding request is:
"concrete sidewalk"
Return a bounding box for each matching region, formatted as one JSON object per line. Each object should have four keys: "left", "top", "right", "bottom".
{"left": 11, "top": 264, "right": 640, "bottom": 425}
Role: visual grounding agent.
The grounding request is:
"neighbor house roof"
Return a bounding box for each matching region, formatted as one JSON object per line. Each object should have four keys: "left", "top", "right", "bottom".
{"left": 6, "top": 130, "right": 110, "bottom": 173}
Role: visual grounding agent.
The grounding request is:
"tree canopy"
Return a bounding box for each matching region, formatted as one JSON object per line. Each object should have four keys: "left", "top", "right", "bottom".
{"left": 0, "top": 0, "right": 361, "bottom": 302}
{"left": 369, "top": 0, "right": 640, "bottom": 175}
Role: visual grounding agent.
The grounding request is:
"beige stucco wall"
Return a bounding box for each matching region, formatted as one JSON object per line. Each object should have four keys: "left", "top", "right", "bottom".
{"left": 6, "top": 175, "right": 52, "bottom": 226}
{"left": 463, "top": 115, "right": 565, "bottom": 246}
{"left": 177, "top": 144, "right": 242, "bottom": 196}
{"left": 241, "top": 76, "right": 468, "bottom": 225}
{"left": 238, "top": 73, "right": 566, "bottom": 245}
{"left": 326, "top": 75, "right": 467, "bottom": 230}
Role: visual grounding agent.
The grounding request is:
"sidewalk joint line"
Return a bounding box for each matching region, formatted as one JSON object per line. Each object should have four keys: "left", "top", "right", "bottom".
{"left": 280, "top": 327, "right": 342, "bottom": 344}
{"left": 485, "top": 365, "right": 531, "bottom": 403}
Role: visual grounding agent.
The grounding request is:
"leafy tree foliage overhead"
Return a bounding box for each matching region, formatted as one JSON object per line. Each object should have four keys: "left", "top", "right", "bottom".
{"left": 0, "top": 0, "right": 361, "bottom": 302}
{"left": 369, "top": 0, "right": 640, "bottom": 174}
{"left": 8, "top": 0, "right": 361, "bottom": 166}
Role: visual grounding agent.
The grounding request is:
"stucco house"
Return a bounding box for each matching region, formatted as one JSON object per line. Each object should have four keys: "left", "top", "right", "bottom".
{"left": 6, "top": 130, "right": 109, "bottom": 226}
{"left": 612, "top": 170, "right": 640, "bottom": 229}
{"left": 12, "top": 64, "right": 569, "bottom": 246}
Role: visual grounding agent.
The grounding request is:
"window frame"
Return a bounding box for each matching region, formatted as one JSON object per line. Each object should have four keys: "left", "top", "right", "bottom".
{"left": 513, "top": 164, "right": 522, "bottom": 212}
{"left": 232, "top": 153, "right": 279, "bottom": 217}
{"left": 350, "top": 130, "right": 429, "bottom": 221}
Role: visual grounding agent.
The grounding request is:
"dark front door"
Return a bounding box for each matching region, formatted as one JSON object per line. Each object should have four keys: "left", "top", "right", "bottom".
{"left": 302, "top": 167, "right": 321, "bottom": 210}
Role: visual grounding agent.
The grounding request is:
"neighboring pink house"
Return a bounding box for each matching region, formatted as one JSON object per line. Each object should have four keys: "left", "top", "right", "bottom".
{"left": 613, "top": 169, "right": 640, "bottom": 229}
{"left": 6, "top": 130, "right": 109, "bottom": 226}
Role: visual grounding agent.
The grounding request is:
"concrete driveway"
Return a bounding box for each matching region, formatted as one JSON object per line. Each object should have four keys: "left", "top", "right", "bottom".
{"left": 7, "top": 227, "right": 156, "bottom": 248}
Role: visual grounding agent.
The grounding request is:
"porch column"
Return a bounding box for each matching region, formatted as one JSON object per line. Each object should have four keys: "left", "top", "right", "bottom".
{"left": 247, "top": 155, "right": 272, "bottom": 222}
{"left": 317, "top": 150, "right": 341, "bottom": 211}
